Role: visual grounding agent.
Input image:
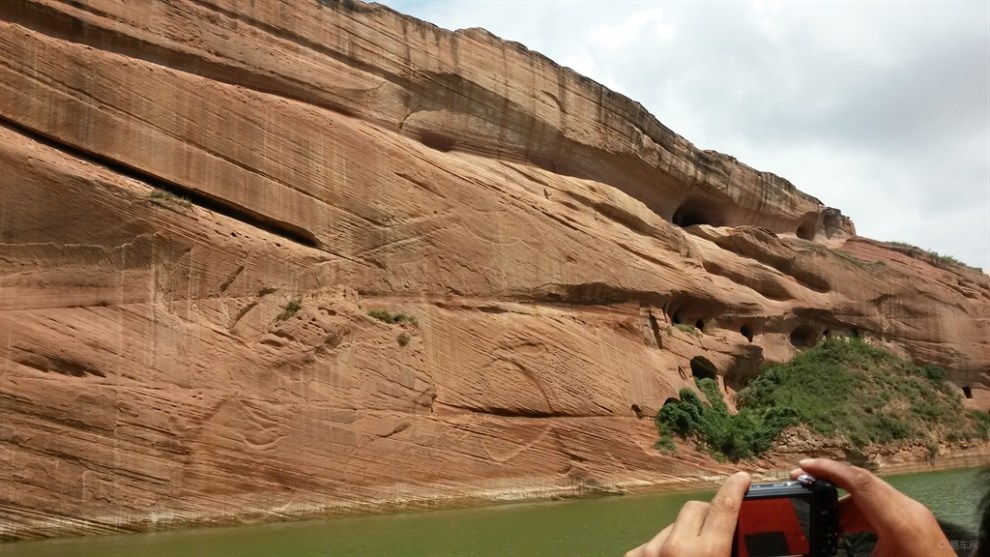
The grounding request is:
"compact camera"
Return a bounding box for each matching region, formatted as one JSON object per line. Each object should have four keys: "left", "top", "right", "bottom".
{"left": 732, "top": 474, "right": 839, "bottom": 557}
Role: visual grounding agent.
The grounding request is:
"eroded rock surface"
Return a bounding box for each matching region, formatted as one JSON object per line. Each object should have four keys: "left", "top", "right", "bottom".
{"left": 1, "top": 0, "right": 987, "bottom": 540}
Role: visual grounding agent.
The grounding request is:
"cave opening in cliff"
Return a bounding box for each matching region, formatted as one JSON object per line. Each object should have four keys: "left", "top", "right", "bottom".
{"left": 795, "top": 213, "right": 819, "bottom": 240}
{"left": 672, "top": 204, "right": 719, "bottom": 228}
{"left": 796, "top": 224, "right": 815, "bottom": 241}
{"left": 690, "top": 356, "right": 718, "bottom": 381}
{"left": 789, "top": 325, "right": 818, "bottom": 348}
{"left": 671, "top": 311, "right": 683, "bottom": 325}
{"left": 740, "top": 325, "right": 754, "bottom": 343}
{"left": 963, "top": 386, "right": 973, "bottom": 399}
{"left": 695, "top": 319, "right": 706, "bottom": 331}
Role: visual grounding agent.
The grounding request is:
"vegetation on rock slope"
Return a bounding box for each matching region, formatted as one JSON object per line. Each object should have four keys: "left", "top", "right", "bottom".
{"left": 883, "top": 240, "right": 970, "bottom": 268}
{"left": 656, "top": 338, "right": 990, "bottom": 462}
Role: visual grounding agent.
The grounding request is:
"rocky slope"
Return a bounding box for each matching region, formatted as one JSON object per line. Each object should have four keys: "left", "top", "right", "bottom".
{"left": 0, "top": 0, "right": 988, "bottom": 541}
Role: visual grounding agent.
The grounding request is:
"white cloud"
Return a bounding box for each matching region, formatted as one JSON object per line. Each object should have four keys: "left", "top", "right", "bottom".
{"left": 589, "top": 9, "right": 674, "bottom": 48}
{"left": 377, "top": 1, "right": 990, "bottom": 269}
{"left": 560, "top": 51, "right": 597, "bottom": 78}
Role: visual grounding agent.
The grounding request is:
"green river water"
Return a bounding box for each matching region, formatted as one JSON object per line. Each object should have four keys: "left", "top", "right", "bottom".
{"left": 2, "top": 466, "right": 985, "bottom": 557}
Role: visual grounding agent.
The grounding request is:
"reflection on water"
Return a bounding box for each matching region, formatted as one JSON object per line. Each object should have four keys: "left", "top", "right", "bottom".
{"left": 1, "top": 466, "right": 985, "bottom": 557}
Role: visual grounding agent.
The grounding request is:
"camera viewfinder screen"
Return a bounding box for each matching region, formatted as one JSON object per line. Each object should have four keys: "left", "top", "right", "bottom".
{"left": 735, "top": 496, "right": 811, "bottom": 557}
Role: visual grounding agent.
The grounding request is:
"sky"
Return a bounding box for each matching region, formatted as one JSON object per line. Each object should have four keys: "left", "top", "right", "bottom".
{"left": 376, "top": 0, "right": 990, "bottom": 271}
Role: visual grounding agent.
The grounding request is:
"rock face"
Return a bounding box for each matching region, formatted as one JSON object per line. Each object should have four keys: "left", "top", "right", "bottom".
{"left": 0, "top": 0, "right": 987, "bottom": 541}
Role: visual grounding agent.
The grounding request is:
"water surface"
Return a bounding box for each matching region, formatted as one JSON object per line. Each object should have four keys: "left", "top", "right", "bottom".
{"left": 2, "top": 466, "right": 984, "bottom": 557}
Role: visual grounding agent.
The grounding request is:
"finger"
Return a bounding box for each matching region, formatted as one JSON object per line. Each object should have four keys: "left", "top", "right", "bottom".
{"left": 624, "top": 542, "right": 646, "bottom": 557}
{"left": 642, "top": 524, "right": 672, "bottom": 557}
{"left": 798, "top": 460, "right": 956, "bottom": 557}
{"left": 624, "top": 543, "right": 646, "bottom": 557}
{"left": 792, "top": 466, "right": 874, "bottom": 534}
{"left": 668, "top": 500, "right": 709, "bottom": 540}
{"left": 837, "top": 495, "right": 872, "bottom": 534}
{"left": 625, "top": 524, "right": 672, "bottom": 557}
{"left": 701, "top": 471, "right": 750, "bottom": 538}
{"left": 797, "top": 459, "right": 903, "bottom": 522}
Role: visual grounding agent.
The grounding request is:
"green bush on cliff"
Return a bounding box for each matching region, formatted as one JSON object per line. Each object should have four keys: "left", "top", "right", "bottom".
{"left": 968, "top": 410, "right": 990, "bottom": 439}
{"left": 653, "top": 436, "right": 677, "bottom": 454}
{"left": 670, "top": 323, "right": 699, "bottom": 336}
{"left": 696, "top": 377, "right": 730, "bottom": 413}
{"left": 368, "top": 309, "right": 418, "bottom": 326}
{"left": 736, "top": 338, "right": 982, "bottom": 446}
{"left": 277, "top": 298, "right": 302, "bottom": 321}
{"left": 148, "top": 188, "right": 192, "bottom": 208}
{"left": 656, "top": 338, "right": 987, "bottom": 462}
{"left": 884, "top": 241, "right": 969, "bottom": 267}
{"left": 656, "top": 379, "right": 798, "bottom": 462}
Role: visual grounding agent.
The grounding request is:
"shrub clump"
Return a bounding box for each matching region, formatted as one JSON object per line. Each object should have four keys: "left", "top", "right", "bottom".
{"left": 656, "top": 338, "right": 987, "bottom": 461}
{"left": 277, "top": 298, "right": 301, "bottom": 321}
{"left": 670, "top": 323, "right": 699, "bottom": 336}
{"left": 884, "top": 241, "right": 969, "bottom": 267}
{"left": 368, "top": 309, "right": 418, "bottom": 326}
{"left": 735, "top": 338, "right": 982, "bottom": 446}
{"left": 656, "top": 378, "right": 798, "bottom": 462}
{"left": 148, "top": 188, "right": 192, "bottom": 208}
{"left": 653, "top": 436, "right": 677, "bottom": 454}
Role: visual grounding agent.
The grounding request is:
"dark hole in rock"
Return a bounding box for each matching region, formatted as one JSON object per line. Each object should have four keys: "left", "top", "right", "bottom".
{"left": 796, "top": 224, "right": 815, "bottom": 241}
{"left": 672, "top": 205, "right": 715, "bottom": 228}
{"left": 963, "top": 386, "right": 973, "bottom": 399}
{"left": 690, "top": 356, "right": 718, "bottom": 380}
{"left": 417, "top": 131, "right": 455, "bottom": 152}
{"left": 740, "top": 325, "right": 754, "bottom": 342}
{"left": 695, "top": 319, "right": 705, "bottom": 331}
{"left": 790, "top": 325, "right": 818, "bottom": 348}
{"left": 671, "top": 312, "right": 683, "bottom": 325}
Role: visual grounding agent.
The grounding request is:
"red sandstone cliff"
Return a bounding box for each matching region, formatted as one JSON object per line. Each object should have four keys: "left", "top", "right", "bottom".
{"left": 0, "top": 0, "right": 987, "bottom": 541}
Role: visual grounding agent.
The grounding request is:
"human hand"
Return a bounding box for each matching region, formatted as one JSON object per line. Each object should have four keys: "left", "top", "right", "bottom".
{"left": 792, "top": 458, "right": 955, "bottom": 557}
{"left": 625, "top": 471, "right": 750, "bottom": 557}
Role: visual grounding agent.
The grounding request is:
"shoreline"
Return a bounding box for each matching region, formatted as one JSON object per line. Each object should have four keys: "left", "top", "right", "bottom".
{"left": 620, "top": 445, "right": 990, "bottom": 497}
{"left": 3, "top": 446, "right": 988, "bottom": 544}
{"left": 873, "top": 447, "right": 990, "bottom": 476}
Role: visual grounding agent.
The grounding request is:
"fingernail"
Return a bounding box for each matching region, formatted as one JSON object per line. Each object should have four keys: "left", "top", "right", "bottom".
{"left": 799, "top": 458, "right": 813, "bottom": 466}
